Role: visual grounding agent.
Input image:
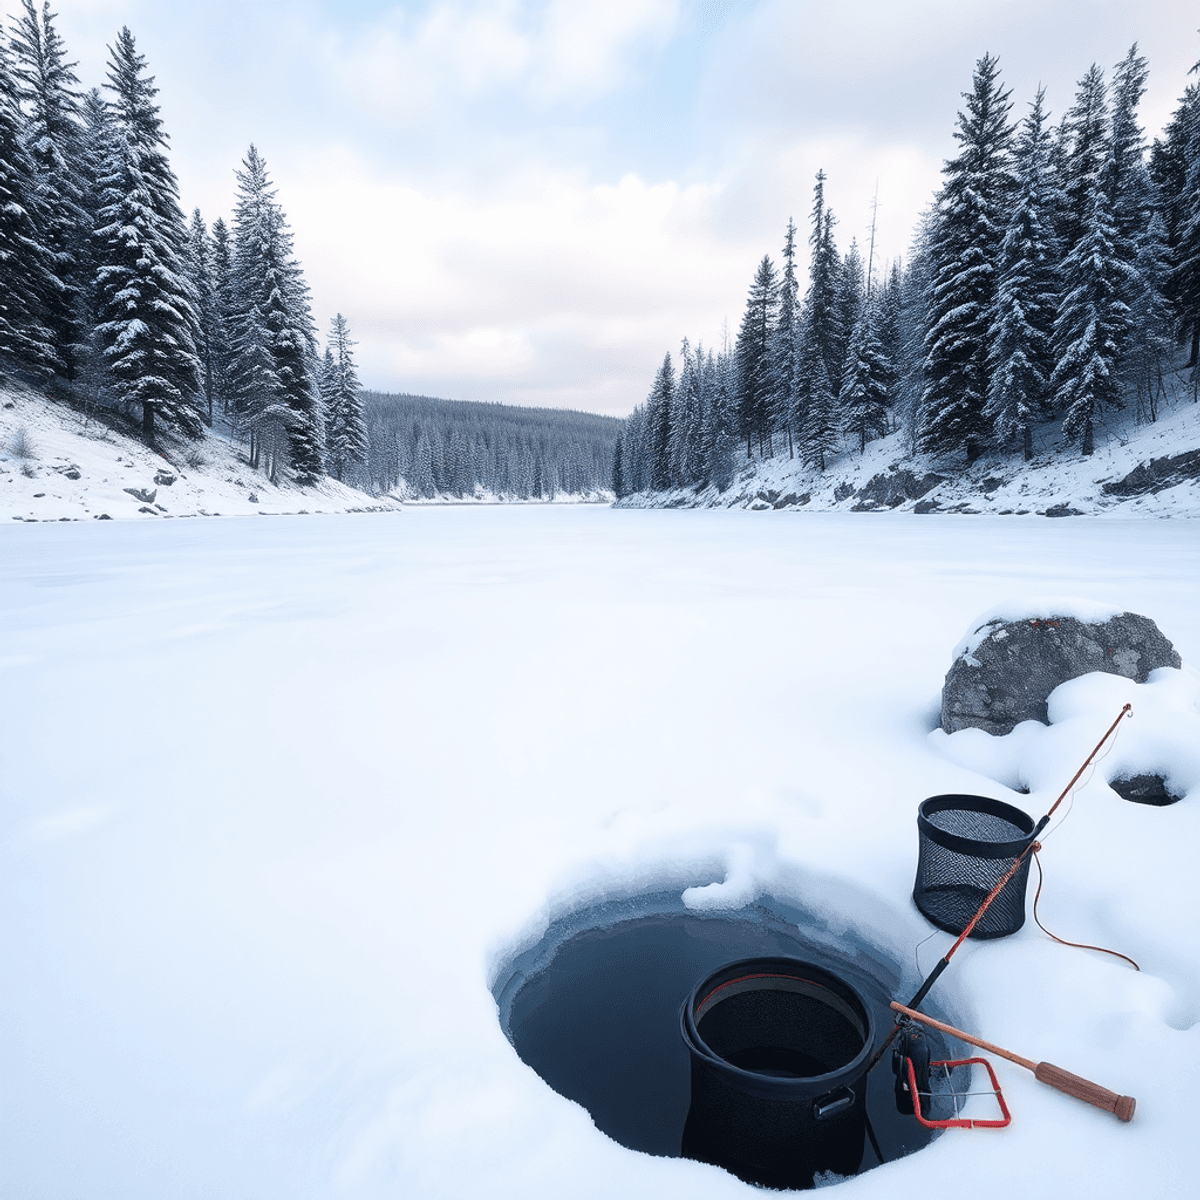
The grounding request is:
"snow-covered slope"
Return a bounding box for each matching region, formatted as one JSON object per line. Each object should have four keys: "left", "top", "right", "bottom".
{"left": 0, "top": 380, "right": 399, "bottom": 522}
{"left": 618, "top": 397, "right": 1200, "bottom": 519}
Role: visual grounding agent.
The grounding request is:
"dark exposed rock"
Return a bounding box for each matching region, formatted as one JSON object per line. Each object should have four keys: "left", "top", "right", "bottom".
{"left": 852, "top": 468, "right": 945, "bottom": 511}
{"left": 1042, "top": 503, "right": 1083, "bottom": 517}
{"left": 772, "top": 492, "right": 803, "bottom": 508}
{"left": 154, "top": 468, "right": 177, "bottom": 486}
{"left": 124, "top": 486, "right": 157, "bottom": 504}
{"left": 981, "top": 476, "right": 1004, "bottom": 493}
{"left": 913, "top": 498, "right": 941, "bottom": 514}
{"left": 833, "top": 482, "right": 856, "bottom": 502}
{"left": 1109, "top": 773, "right": 1182, "bottom": 806}
{"left": 942, "top": 611, "right": 1181, "bottom": 735}
{"left": 1102, "top": 449, "right": 1200, "bottom": 498}
{"left": 96, "top": 513, "right": 111, "bottom": 520}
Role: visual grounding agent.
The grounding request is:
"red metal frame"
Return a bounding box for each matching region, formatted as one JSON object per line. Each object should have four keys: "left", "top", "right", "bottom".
{"left": 905, "top": 1056, "right": 1012, "bottom": 1129}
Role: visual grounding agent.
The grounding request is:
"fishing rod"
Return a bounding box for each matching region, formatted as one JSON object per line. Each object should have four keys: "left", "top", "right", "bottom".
{"left": 891, "top": 1002, "right": 1136, "bottom": 1122}
{"left": 868, "top": 702, "right": 1133, "bottom": 1073}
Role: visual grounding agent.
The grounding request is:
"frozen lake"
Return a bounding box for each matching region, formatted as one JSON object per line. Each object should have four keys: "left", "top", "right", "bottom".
{"left": 2, "top": 508, "right": 1197, "bottom": 1199}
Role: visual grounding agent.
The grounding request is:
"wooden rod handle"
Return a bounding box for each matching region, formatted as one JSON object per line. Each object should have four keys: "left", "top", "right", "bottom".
{"left": 1034, "top": 1062, "right": 1136, "bottom": 1122}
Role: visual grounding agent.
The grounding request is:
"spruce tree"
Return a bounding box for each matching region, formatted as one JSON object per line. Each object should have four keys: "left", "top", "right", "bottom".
{"left": 1055, "top": 64, "right": 1109, "bottom": 259}
{"left": 646, "top": 352, "right": 674, "bottom": 491}
{"left": 986, "top": 88, "right": 1059, "bottom": 459}
{"left": 8, "top": 0, "right": 80, "bottom": 384}
{"left": 92, "top": 26, "right": 201, "bottom": 442}
{"left": 841, "top": 296, "right": 891, "bottom": 453}
{"left": 1123, "top": 212, "right": 1178, "bottom": 421}
{"left": 229, "top": 145, "right": 324, "bottom": 482}
{"left": 803, "top": 172, "right": 844, "bottom": 399}
{"left": 1050, "top": 157, "right": 1134, "bottom": 455}
{"left": 1163, "top": 81, "right": 1200, "bottom": 369}
{"left": 770, "top": 217, "right": 802, "bottom": 458}
{"left": 918, "top": 53, "right": 1014, "bottom": 461}
{"left": 184, "top": 208, "right": 217, "bottom": 425}
{"left": 734, "top": 255, "right": 778, "bottom": 457}
{"left": 0, "top": 37, "right": 57, "bottom": 378}
{"left": 323, "top": 312, "right": 367, "bottom": 482}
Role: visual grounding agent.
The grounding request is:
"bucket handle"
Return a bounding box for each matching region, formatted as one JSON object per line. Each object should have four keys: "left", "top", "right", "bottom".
{"left": 812, "top": 1086, "right": 855, "bottom": 1121}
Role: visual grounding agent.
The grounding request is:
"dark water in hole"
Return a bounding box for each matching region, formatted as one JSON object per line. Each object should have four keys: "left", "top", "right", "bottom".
{"left": 504, "top": 909, "right": 955, "bottom": 1180}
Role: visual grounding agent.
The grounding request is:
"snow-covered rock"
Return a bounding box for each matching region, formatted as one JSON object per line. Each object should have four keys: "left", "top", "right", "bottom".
{"left": 941, "top": 607, "right": 1182, "bottom": 735}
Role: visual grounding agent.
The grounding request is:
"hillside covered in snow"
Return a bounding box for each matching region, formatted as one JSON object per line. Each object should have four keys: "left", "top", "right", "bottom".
{"left": 616, "top": 394, "right": 1200, "bottom": 519}
{"left": 0, "top": 381, "right": 398, "bottom": 523}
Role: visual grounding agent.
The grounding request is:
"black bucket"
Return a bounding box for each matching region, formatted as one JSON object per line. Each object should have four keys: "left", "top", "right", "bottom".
{"left": 679, "top": 957, "right": 875, "bottom": 1190}
{"left": 913, "top": 794, "right": 1035, "bottom": 939}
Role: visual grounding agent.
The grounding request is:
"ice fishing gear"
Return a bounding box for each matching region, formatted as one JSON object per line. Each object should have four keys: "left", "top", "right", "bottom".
{"left": 891, "top": 1002, "right": 1136, "bottom": 1123}
{"left": 867, "top": 703, "right": 1133, "bottom": 1076}
{"left": 891, "top": 1019, "right": 931, "bottom": 1115}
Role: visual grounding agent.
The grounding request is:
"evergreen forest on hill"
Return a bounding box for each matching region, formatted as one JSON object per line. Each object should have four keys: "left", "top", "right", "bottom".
{"left": 362, "top": 393, "right": 621, "bottom": 501}
{"left": 614, "top": 47, "right": 1200, "bottom": 499}
{"left": 0, "top": 3, "right": 367, "bottom": 487}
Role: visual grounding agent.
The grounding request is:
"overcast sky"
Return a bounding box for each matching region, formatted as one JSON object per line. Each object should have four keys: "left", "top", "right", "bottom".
{"left": 9, "top": 0, "right": 1199, "bottom": 416}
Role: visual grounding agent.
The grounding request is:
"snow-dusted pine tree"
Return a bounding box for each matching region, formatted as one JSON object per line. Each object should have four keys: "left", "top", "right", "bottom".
{"left": 841, "top": 296, "right": 891, "bottom": 453}
{"left": 918, "top": 53, "right": 1014, "bottom": 461}
{"left": 1055, "top": 64, "right": 1109, "bottom": 261}
{"left": 323, "top": 313, "right": 367, "bottom": 482}
{"left": 92, "top": 27, "right": 201, "bottom": 442}
{"left": 1050, "top": 157, "right": 1134, "bottom": 455}
{"left": 9, "top": 0, "right": 82, "bottom": 385}
{"left": 985, "top": 88, "right": 1059, "bottom": 459}
{"left": 646, "top": 351, "right": 674, "bottom": 490}
{"left": 183, "top": 209, "right": 217, "bottom": 425}
{"left": 0, "top": 37, "right": 57, "bottom": 378}
{"left": 803, "top": 171, "right": 845, "bottom": 401}
{"left": 229, "top": 145, "right": 324, "bottom": 483}
{"left": 735, "top": 255, "right": 778, "bottom": 457}
{"left": 770, "top": 218, "right": 802, "bottom": 458}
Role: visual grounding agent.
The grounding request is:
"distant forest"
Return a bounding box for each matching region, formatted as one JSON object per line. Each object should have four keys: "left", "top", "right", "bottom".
{"left": 362, "top": 392, "right": 621, "bottom": 500}
{"left": 616, "top": 45, "right": 1200, "bottom": 499}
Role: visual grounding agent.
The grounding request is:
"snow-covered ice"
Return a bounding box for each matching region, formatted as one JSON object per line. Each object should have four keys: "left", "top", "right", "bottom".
{"left": 2, "top": 507, "right": 1198, "bottom": 1199}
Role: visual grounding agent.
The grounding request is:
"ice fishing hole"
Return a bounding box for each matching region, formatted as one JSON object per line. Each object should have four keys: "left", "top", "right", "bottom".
{"left": 494, "top": 892, "right": 966, "bottom": 1189}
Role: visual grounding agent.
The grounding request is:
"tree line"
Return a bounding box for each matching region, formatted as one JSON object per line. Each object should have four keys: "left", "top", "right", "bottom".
{"left": 362, "top": 392, "right": 620, "bottom": 500}
{"left": 615, "top": 43, "right": 1200, "bottom": 498}
{"left": 0, "top": 2, "right": 366, "bottom": 485}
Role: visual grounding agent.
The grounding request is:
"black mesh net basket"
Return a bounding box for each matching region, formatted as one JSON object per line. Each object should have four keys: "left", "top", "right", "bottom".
{"left": 913, "top": 794, "right": 1035, "bottom": 940}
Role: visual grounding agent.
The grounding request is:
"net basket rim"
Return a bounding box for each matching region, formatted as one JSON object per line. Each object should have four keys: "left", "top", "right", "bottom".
{"left": 917, "top": 793, "right": 1035, "bottom": 859}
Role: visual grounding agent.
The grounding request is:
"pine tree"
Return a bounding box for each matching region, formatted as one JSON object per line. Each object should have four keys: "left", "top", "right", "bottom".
{"left": 770, "top": 218, "right": 802, "bottom": 458}
{"left": 1123, "top": 211, "right": 1177, "bottom": 421}
{"left": 1162, "top": 80, "right": 1200, "bottom": 369}
{"left": 918, "top": 53, "right": 1014, "bottom": 461}
{"left": 734, "top": 255, "right": 777, "bottom": 457}
{"left": 9, "top": 0, "right": 81, "bottom": 384}
{"left": 208, "top": 216, "right": 234, "bottom": 412}
{"left": 1050, "top": 157, "right": 1134, "bottom": 455}
{"left": 986, "top": 88, "right": 1059, "bottom": 459}
{"left": 183, "top": 208, "right": 216, "bottom": 425}
{"left": 1055, "top": 64, "right": 1109, "bottom": 259}
{"left": 92, "top": 27, "right": 201, "bottom": 442}
{"left": 798, "top": 325, "right": 838, "bottom": 471}
{"left": 841, "top": 296, "right": 891, "bottom": 453}
{"left": 646, "top": 352, "right": 674, "bottom": 490}
{"left": 0, "top": 37, "right": 57, "bottom": 377}
{"left": 323, "top": 312, "right": 367, "bottom": 482}
{"left": 229, "top": 145, "right": 324, "bottom": 482}
{"left": 803, "top": 171, "right": 845, "bottom": 399}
